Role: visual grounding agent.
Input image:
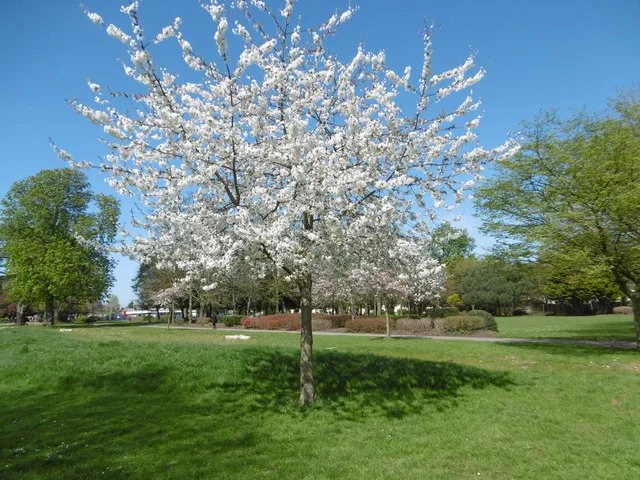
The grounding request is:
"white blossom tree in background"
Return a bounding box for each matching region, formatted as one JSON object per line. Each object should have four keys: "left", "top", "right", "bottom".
{"left": 60, "top": 0, "right": 515, "bottom": 405}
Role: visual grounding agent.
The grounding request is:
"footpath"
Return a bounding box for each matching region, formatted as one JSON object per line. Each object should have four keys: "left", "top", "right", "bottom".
{"left": 143, "top": 324, "right": 637, "bottom": 350}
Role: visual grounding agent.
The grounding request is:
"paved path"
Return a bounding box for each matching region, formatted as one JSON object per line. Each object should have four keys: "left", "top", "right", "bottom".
{"left": 143, "top": 325, "right": 637, "bottom": 350}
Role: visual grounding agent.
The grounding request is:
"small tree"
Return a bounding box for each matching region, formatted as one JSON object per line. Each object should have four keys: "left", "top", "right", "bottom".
{"left": 66, "top": 1, "right": 513, "bottom": 403}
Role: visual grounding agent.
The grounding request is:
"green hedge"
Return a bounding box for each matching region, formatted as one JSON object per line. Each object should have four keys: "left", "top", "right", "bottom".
{"left": 467, "top": 310, "right": 498, "bottom": 331}
{"left": 220, "top": 315, "right": 242, "bottom": 327}
{"left": 442, "top": 315, "right": 486, "bottom": 332}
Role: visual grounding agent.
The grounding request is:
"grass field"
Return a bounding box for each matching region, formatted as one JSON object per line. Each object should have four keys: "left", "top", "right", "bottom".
{"left": 496, "top": 314, "right": 636, "bottom": 342}
{"left": 1, "top": 321, "right": 639, "bottom": 479}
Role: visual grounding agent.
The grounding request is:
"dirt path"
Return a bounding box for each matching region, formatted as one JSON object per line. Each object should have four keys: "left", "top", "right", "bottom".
{"left": 143, "top": 324, "right": 637, "bottom": 350}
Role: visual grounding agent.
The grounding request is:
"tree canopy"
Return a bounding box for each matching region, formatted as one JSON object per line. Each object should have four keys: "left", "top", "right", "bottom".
{"left": 0, "top": 168, "right": 119, "bottom": 323}
{"left": 65, "top": 0, "right": 513, "bottom": 403}
{"left": 475, "top": 93, "right": 640, "bottom": 343}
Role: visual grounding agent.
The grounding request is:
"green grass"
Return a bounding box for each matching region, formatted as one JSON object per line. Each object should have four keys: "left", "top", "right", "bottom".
{"left": 1, "top": 324, "right": 639, "bottom": 479}
{"left": 496, "top": 314, "right": 636, "bottom": 342}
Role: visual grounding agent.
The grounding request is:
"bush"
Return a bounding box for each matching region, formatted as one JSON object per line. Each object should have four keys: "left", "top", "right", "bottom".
{"left": 74, "top": 315, "right": 100, "bottom": 324}
{"left": 613, "top": 306, "right": 633, "bottom": 315}
{"left": 220, "top": 315, "right": 242, "bottom": 327}
{"left": 512, "top": 308, "right": 528, "bottom": 316}
{"left": 395, "top": 318, "right": 441, "bottom": 334}
{"left": 425, "top": 307, "right": 459, "bottom": 319}
{"left": 442, "top": 315, "right": 486, "bottom": 332}
{"left": 466, "top": 310, "right": 498, "bottom": 331}
{"left": 312, "top": 318, "right": 333, "bottom": 331}
{"left": 196, "top": 317, "right": 212, "bottom": 326}
{"left": 242, "top": 313, "right": 301, "bottom": 330}
{"left": 314, "top": 314, "right": 352, "bottom": 328}
{"left": 345, "top": 317, "right": 395, "bottom": 334}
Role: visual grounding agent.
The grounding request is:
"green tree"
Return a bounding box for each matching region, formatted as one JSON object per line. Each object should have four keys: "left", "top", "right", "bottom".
{"left": 476, "top": 93, "right": 640, "bottom": 343}
{"left": 429, "top": 224, "right": 476, "bottom": 264}
{"left": 0, "top": 169, "right": 119, "bottom": 324}
{"left": 458, "top": 259, "right": 530, "bottom": 315}
{"left": 543, "top": 248, "right": 623, "bottom": 313}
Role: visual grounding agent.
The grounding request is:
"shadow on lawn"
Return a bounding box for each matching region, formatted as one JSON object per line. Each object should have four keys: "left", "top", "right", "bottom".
{"left": 225, "top": 349, "right": 515, "bottom": 419}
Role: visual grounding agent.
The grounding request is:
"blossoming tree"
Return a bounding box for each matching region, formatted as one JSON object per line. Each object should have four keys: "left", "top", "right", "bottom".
{"left": 62, "top": 0, "right": 514, "bottom": 404}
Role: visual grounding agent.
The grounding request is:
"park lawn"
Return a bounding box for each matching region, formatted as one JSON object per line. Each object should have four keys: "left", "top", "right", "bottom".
{"left": 496, "top": 314, "right": 636, "bottom": 342}
{"left": 0, "top": 325, "right": 638, "bottom": 480}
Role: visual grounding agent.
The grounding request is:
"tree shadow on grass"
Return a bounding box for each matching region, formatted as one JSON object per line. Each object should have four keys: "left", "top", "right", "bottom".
{"left": 0, "top": 367, "right": 265, "bottom": 479}
{"left": 227, "top": 348, "right": 515, "bottom": 420}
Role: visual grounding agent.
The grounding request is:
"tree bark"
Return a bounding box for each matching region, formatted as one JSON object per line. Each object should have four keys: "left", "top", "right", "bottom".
{"left": 385, "top": 305, "right": 391, "bottom": 339}
{"left": 45, "top": 296, "right": 55, "bottom": 326}
{"left": 299, "top": 273, "right": 315, "bottom": 405}
{"left": 631, "top": 294, "right": 640, "bottom": 349}
{"left": 16, "top": 302, "right": 25, "bottom": 326}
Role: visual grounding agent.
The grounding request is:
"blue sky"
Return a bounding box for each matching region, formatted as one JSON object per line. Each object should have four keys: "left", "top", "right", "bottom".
{"left": 1, "top": 0, "right": 639, "bottom": 306}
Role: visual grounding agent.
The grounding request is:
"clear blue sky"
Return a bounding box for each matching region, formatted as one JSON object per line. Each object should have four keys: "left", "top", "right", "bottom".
{"left": 1, "top": 0, "right": 639, "bottom": 306}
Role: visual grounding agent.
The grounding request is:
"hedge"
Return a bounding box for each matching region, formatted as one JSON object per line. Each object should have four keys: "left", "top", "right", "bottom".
{"left": 466, "top": 310, "right": 498, "bottom": 331}
{"left": 613, "top": 306, "right": 633, "bottom": 315}
{"left": 345, "top": 317, "right": 395, "bottom": 334}
{"left": 425, "top": 307, "right": 459, "bottom": 319}
{"left": 442, "top": 315, "right": 486, "bottom": 332}
{"left": 220, "top": 315, "right": 243, "bottom": 327}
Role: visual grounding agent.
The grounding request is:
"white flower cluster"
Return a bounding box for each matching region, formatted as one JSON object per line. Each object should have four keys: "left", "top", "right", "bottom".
{"left": 71, "top": 0, "right": 514, "bottom": 303}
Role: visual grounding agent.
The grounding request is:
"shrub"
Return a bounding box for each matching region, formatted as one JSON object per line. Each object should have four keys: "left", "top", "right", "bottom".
{"left": 220, "top": 315, "right": 243, "bottom": 327}
{"left": 442, "top": 315, "right": 486, "bottom": 332}
{"left": 395, "top": 318, "right": 441, "bottom": 334}
{"left": 241, "top": 313, "right": 301, "bottom": 330}
{"left": 196, "top": 317, "right": 212, "bottom": 326}
{"left": 425, "top": 307, "right": 459, "bottom": 318}
{"left": 512, "top": 308, "right": 527, "bottom": 316}
{"left": 314, "top": 314, "right": 351, "bottom": 328}
{"left": 75, "top": 315, "right": 100, "bottom": 324}
{"left": 312, "top": 318, "right": 333, "bottom": 331}
{"left": 613, "top": 306, "right": 633, "bottom": 315}
{"left": 467, "top": 310, "right": 498, "bottom": 331}
{"left": 345, "top": 317, "right": 394, "bottom": 334}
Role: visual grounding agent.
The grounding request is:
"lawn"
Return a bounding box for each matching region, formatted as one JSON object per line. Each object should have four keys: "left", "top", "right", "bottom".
{"left": 496, "top": 314, "right": 636, "bottom": 342}
{"left": 0, "top": 324, "right": 638, "bottom": 479}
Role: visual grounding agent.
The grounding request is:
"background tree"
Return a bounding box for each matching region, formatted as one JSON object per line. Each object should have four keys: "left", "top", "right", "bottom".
{"left": 458, "top": 259, "right": 529, "bottom": 315}
{"left": 67, "top": 1, "right": 513, "bottom": 404}
{"left": 0, "top": 169, "right": 119, "bottom": 324}
{"left": 475, "top": 93, "right": 640, "bottom": 344}
{"left": 107, "top": 293, "right": 121, "bottom": 319}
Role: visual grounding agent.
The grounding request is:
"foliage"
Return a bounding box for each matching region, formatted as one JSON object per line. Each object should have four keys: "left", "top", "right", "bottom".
{"left": 344, "top": 317, "right": 393, "bottom": 334}
{"left": 543, "top": 248, "right": 623, "bottom": 304}
{"left": 395, "top": 317, "right": 441, "bottom": 334}
{"left": 69, "top": 0, "right": 513, "bottom": 403}
{"left": 467, "top": 309, "right": 498, "bottom": 331}
{"left": 220, "top": 314, "right": 243, "bottom": 327}
{"left": 0, "top": 169, "right": 119, "bottom": 323}
{"left": 242, "top": 313, "right": 301, "bottom": 330}
{"left": 425, "top": 306, "right": 459, "bottom": 318}
{"left": 613, "top": 306, "right": 632, "bottom": 315}
{"left": 446, "top": 293, "right": 464, "bottom": 309}
{"left": 442, "top": 315, "right": 486, "bottom": 332}
{"left": 475, "top": 94, "right": 640, "bottom": 342}
{"left": 428, "top": 223, "right": 476, "bottom": 264}
{"left": 458, "top": 259, "right": 530, "bottom": 315}
{"left": 74, "top": 315, "right": 100, "bottom": 324}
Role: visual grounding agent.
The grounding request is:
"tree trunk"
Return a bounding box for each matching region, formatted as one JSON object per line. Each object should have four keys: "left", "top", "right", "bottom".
{"left": 45, "top": 296, "right": 55, "bottom": 326}
{"left": 631, "top": 294, "right": 640, "bottom": 349}
{"left": 188, "top": 294, "right": 192, "bottom": 325}
{"left": 385, "top": 304, "right": 391, "bottom": 339}
{"left": 16, "top": 302, "right": 25, "bottom": 326}
{"left": 299, "top": 273, "right": 315, "bottom": 405}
